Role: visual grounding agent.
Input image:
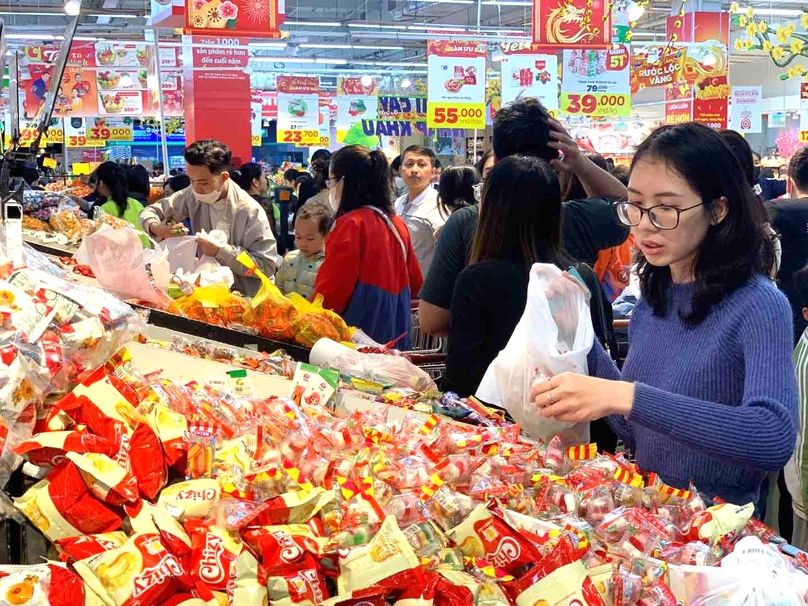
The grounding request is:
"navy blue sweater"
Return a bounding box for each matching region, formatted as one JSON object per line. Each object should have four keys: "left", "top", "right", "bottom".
{"left": 588, "top": 275, "right": 798, "bottom": 506}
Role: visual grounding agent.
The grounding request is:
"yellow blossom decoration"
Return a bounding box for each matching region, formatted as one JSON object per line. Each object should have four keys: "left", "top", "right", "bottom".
{"left": 776, "top": 25, "right": 791, "bottom": 43}
{"left": 802, "top": 12, "right": 808, "bottom": 30}
{"left": 730, "top": 1, "right": 739, "bottom": 13}
{"left": 758, "top": 20, "right": 768, "bottom": 34}
{"left": 746, "top": 5, "right": 755, "bottom": 18}
{"left": 738, "top": 15, "right": 747, "bottom": 27}
{"left": 772, "top": 45, "right": 786, "bottom": 61}
{"left": 734, "top": 37, "right": 746, "bottom": 51}
{"left": 763, "top": 39, "right": 773, "bottom": 53}
{"left": 792, "top": 38, "right": 805, "bottom": 54}
{"left": 745, "top": 37, "right": 755, "bottom": 50}
{"left": 747, "top": 23, "right": 758, "bottom": 37}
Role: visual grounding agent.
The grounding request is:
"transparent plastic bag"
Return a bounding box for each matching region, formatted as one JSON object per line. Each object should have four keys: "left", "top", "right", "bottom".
{"left": 161, "top": 235, "right": 197, "bottom": 273}
{"left": 476, "top": 263, "right": 594, "bottom": 444}
{"left": 288, "top": 293, "right": 352, "bottom": 346}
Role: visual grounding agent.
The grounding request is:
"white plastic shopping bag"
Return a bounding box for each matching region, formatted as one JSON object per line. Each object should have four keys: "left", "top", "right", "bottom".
{"left": 161, "top": 235, "right": 197, "bottom": 273}
{"left": 476, "top": 263, "right": 594, "bottom": 444}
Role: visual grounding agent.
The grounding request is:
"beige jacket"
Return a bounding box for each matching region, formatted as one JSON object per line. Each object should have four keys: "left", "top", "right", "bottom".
{"left": 140, "top": 181, "right": 279, "bottom": 296}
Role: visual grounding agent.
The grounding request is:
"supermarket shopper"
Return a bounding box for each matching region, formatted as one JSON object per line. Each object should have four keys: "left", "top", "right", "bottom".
{"left": 475, "top": 150, "right": 495, "bottom": 181}
{"left": 313, "top": 145, "right": 423, "bottom": 348}
{"left": 785, "top": 266, "right": 808, "bottom": 549}
{"left": 395, "top": 145, "right": 447, "bottom": 275}
{"left": 277, "top": 201, "right": 333, "bottom": 299}
{"left": 532, "top": 123, "right": 797, "bottom": 508}
{"left": 95, "top": 161, "right": 150, "bottom": 248}
{"left": 437, "top": 166, "right": 480, "bottom": 220}
{"left": 768, "top": 147, "right": 808, "bottom": 345}
{"left": 140, "top": 139, "right": 279, "bottom": 296}
{"left": 231, "top": 162, "right": 279, "bottom": 238}
{"left": 419, "top": 98, "right": 627, "bottom": 337}
{"left": 309, "top": 149, "right": 333, "bottom": 210}
{"left": 443, "top": 155, "right": 606, "bottom": 398}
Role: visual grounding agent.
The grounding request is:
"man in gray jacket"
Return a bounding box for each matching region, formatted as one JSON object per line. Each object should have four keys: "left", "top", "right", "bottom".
{"left": 140, "top": 139, "right": 279, "bottom": 296}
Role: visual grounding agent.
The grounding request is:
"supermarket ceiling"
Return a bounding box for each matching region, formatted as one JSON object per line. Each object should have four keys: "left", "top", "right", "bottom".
{"left": 0, "top": 0, "right": 803, "bottom": 84}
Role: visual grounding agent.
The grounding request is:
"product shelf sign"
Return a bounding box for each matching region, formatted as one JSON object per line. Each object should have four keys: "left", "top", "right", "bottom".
{"left": 561, "top": 45, "right": 630, "bottom": 117}
{"left": 427, "top": 41, "right": 486, "bottom": 129}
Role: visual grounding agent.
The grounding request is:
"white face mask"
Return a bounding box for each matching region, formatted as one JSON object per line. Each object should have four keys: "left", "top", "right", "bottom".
{"left": 195, "top": 189, "right": 221, "bottom": 205}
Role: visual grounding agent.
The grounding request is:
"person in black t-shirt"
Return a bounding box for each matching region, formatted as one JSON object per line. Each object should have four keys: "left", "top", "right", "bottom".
{"left": 444, "top": 155, "right": 609, "bottom": 397}
{"left": 419, "top": 98, "right": 628, "bottom": 337}
{"left": 768, "top": 147, "right": 808, "bottom": 344}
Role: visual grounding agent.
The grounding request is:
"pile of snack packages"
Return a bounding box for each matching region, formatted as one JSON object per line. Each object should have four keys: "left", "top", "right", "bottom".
{"left": 23, "top": 191, "right": 133, "bottom": 245}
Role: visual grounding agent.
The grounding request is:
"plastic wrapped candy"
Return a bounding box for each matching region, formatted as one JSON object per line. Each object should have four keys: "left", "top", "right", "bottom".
{"left": 0, "top": 562, "right": 87, "bottom": 606}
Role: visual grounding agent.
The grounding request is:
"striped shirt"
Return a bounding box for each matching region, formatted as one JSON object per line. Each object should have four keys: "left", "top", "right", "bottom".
{"left": 786, "top": 328, "right": 808, "bottom": 520}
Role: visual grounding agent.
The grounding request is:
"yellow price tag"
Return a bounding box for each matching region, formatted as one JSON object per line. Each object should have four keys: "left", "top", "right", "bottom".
{"left": 800, "top": 131, "right": 808, "bottom": 143}
{"left": 73, "top": 162, "right": 91, "bottom": 176}
{"left": 43, "top": 157, "right": 57, "bottom": 169}
{"left": 15, "top": 127, "right": 63, "bottom": 147}
{"left": 427, "top": 102, "right": 485, "bottom": 129}
{"left": 561, "top": 92, "right": 631, "bottom": 117}
{"left": 277, "top": 129, "right": 320, "bottom": 145}
{"left": 251, "top": 134, "right": 262, "bottom": 146}
{"left": 298, "top": 135, "right": 331, "bottom": 148}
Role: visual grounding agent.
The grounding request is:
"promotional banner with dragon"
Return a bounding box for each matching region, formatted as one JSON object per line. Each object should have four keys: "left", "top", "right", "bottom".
{"left": 532, "top": 0, "right": 612, "bottom": 49}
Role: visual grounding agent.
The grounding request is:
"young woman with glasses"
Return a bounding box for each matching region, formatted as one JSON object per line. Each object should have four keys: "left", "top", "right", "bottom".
{"left": 531, "top": 122, "right": 797, "bottom": 509}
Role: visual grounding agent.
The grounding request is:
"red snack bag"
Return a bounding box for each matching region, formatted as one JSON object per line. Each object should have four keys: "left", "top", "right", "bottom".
{"left": 128, "top": 423, "right": 167, "bottom": 500}
{"left": 447, "top": 503, "right": 542, "bottom": 576}
{"left": 125, "top": 500, "right": 193, "bottom": 561}
{"left": 14, "top": 430, "right": 117, "bottom": 468}
{"left": 14, "top": 460, "right": 123, "bottom": 542}
{"left": 637, "top": 581, "right": 677, "bottom": 606}
{"left": 65, "top": 452, "right": 139, "bottom": 506}
{"left": 55, "top": 531, "right": 128, "bottom": 564}
{"left": 320, "top": 586, "right": 388, "bottom": 606}
{"left": 146, "top": 403, "right": 189, "bottom": 469}
{"left": 240, "top": 524, "right": 322, "bottom": 569}
{"left": 74, "top": 532, "right": 192, "bottom": 606}
{"left": 188, "top": 521, "right": 242, "bottom": 593}
{"left": 265, "top": 554, "right": 330, "bottom": 606}
{"left": 0, "top": 563, "right": 86, "bottom": 606}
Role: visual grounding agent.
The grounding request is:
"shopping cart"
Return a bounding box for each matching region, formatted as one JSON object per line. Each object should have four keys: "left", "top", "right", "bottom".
{"left": 405, "top": 301, "right": 447, "bottom": 385}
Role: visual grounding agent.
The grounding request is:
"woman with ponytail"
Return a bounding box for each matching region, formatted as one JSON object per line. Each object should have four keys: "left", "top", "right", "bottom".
{"left": 231, "top": 163, "right": 278, "bottom": 239}
{"left": 96, "top": 161, "right": 150, "bottom": 247}
{"left": 314, "top": 145, "right": 423, "bottom": 348}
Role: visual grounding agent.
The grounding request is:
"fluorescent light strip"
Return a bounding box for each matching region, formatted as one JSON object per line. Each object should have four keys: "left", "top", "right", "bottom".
{"left": 250, "top": 42, "right": 288, "bottom": 49}
{"left": 300, "top": 44, "right": 353, "bottom": 49}
{"left": 480, "top": 1, "right": 532, "bottom": 5}
{"left": 408, "top": 24, "right": 467, "bottom": 30}
{"left": 750, "top": 8, "right": 801, "bottom": 16}
{"left": 347, "top": 23, "right": 409, "bottom": 29}
{"left": 410, "top": 0, "right": 475, "bottom": 4}
{"left": 87, "top": 13, "right": 142, "bottom": 18}
{"left": 253, "top": 57, "right": 348, "bottom": 64}
{"left": 0, "top": 11, "right": 64, "bottom": 16}
{"left": 6, "top": 34, "right": 55, "bottom": 40}
{"left": 299, "top": 43, "right": 406, "bottom": 50}
{"left": 355, "top": 61, "right": 427, "bottom": 66}
{"left": 0, "top": 10, "right": 142, "bottom": 17}
{"left": 283, "top": 21, "right": 342, "bottom": 27}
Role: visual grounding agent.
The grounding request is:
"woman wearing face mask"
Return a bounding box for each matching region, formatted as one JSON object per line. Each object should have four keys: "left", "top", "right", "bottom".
{"left": 530, "top": 123, "right": 797, "bottom": 509}
{"left": 94, "top": 161, "right": 150, "bottom": 248}
{"left": 313, "top": 145, "right": 423, "bottom": 348}
{"left": 231, "top": 162, "right": 279, "bottom": 239}
{"left": 140, "top": 139, "right": 279, "bottom": 296}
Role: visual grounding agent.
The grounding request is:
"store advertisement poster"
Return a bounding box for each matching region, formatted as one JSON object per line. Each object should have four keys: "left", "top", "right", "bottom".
{"left": 65, "top": 117, "right": 133, "bottom": 147}
{"left": 486, "top": 70, "right": 500, "bottom": 124}
{"left": 188, "top": 36, "right": 250, "bottom": 69}
{"left": 337, "top": 77, "right": 377, "bottom": 96}
{"left": 689, "top": 43, "right": 728, "bottom": 130}
{"left": 251, "top": 90, "right": 263, "bottom": 146}
{"left": 21, "top": 43, "right": 98, "bottom": 119}
{"left": 730, "top": 86, "right": 762, "bottom": 134}
{"left": 532, "top": 0, "right": 612, "bottom": 49}
{"left": 377, "top": 96, "right": 426, "bottom": 121}
{"left": 427, "top": 40, "right": 487, "bottom": 129}
{"left": 277, "top": 76, "right": 319, "bottom": 94}
{"left": 276, "top": 93, "right": 320, "bottom": 145}
{"left": 336, "top": 97, "right": 379, "bottom": 129}
{"left": 800, "top": 83, "right": 808, "bottom": 142}
{"left": 261, "top": 91, "right": 278, "bottom": 118}
{"left": 184, "top": 0, "right": 284, "bottom": 38}
{"left": 561, "top": 45, "right": 630, "bottom": 117}
{"left": 95, "top": 44, "right": 151, "bottom": 68}
{"left": 570, "top": 121, "right": 653, "bottom": 155}
{"left": 499, "top": 45, "right": 558, "bottom": 114}
{"left": 630, "top": 46, "right": 687, "bottom": 94}
{"left": 4, "top": 116, "right": 64, "bottom": 148}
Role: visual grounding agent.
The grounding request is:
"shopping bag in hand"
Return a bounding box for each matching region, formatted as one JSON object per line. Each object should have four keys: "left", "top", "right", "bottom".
{"left": 84, "top": 226, "right": 172, "bottom": 308}
{"left": 476, "top": 263, "right": 594, "bottom": 444}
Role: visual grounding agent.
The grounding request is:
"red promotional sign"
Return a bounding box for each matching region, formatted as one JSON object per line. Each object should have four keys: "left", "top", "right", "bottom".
{"left": 427, "top": 40, "right": 487, "bottom": 58}
{"left": 189, "top": 35, "right": 250, "bottom": 69}
{"left": 802, "top": 82, "right": 808, "bottom": 101}
{"left": 260, "top": 91, "right": 277, "bottom": 118}
{"left": 185, "top": 0, "right": 284, "bottom": 38}
{"left": 276, "top": 76, "right": 319, "bottom": 94}
{"left": 630, "top": 46, "right": 686, "bottom": 95}
{"left": 532, "top": 0, "right": 611, "bottom": 49}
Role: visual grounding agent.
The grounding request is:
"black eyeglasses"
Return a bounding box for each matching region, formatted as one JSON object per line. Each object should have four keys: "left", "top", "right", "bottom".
{"left": 614, "top": 199, "right": 705, "bottom": 230}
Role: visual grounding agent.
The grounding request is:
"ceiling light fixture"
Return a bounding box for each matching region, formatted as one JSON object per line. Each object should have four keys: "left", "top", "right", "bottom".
{"left": 347, "top": 23, "right": 408, "bottom": 29}
{"left": 0, "top": 11, "right": 64, "bottom": 16}
{"left": 356, "top": 61, "right": 427, "bottom": 66}
{"left": 87, "top": 12, "right": 141, "bottom": 17}
{"left": 250, "top": 42, "right": 288, "bottom": 49}
{"left": 6, "top": 34, "right": 56, "bottom": 40}
{"left": 300, "top": 43, "right": 353, "bottom": 49}
{"left": 401, "top": 77, "right": 413, "bottom": 88}
{"left": 749, "top": 8, "right": 801, "bottom": 16}
{"left": 626, "top": 1, "right": 645, "bottom": 21}
{"left": 408, "top": 24, "right": 467, "bottom": 30}
{"left": 410, "top": 0, "right": 475, "bottom": 4}
{"left": 282, "top": 21, "right": 342, "bottom": 27}
{"left": 480, "top": 1, "right": 532, "bottom": 6}
{"left": 64, "top": 0, "right": 82, "bottom": 16}
{"left": 252, "top": 57, "right": 348, "bottom": 64}
{"left": 361, "top": 75, "right": 373, "bottom": 86}
{"left": 351, "top": 44, "right": 406, "bottom": 50}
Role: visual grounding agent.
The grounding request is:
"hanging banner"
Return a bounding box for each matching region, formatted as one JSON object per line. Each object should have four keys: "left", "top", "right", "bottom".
{"left": 337, "top": 77, "right": 377, "bottom": 96}
{"left": 64, "top": 117, "right": 133, "bottom": 147}
{"left": 335, "top": 97, "right": 379, "bottom": 129}
{"left": 730, "top": 86, "right": 762, "bottom": 134}
{"left": 377, "top": 96, "right": 426, "bottom": 121}
{"left": 277, "top": 76, "right": 319, "bottom": 94}
{"left": 499, "top": 43, "right": 558, "bottom": 114}
{"left": 532, "top": 0, "right": 612, "bottom": 49}
{"left": 569, "top": 121, "right": 653, "bottom": 155}
{"left": 800, "top": 84, "right": 808, "bottom": 142}
{"left": 665, "top": 97, "right": 693, "bottom": 125}
{"left": 427, "top": 40, "right": 486, "bottom": 129}
{"left": 276, "top": 94, "right": 320, "bottom": 145}
{"left": 251, "top": 90, "right": 263, "bottom": 146}
{"left": 22, "top": 43, "right": 99, "bottom": 118}
{"left": 630, "top": 46, "right": 687, "bottom": 94}
{"left": 689, "top": 43, "right": 728, "bottom": 130}
{"left": 261, "top": 91, "right": 278, "bottom": 118}
{"left": 561, "top": 45, "right": 630, "bottom": 117}
{"left": 184, "top": 0, "right": 284, "bottom": 38}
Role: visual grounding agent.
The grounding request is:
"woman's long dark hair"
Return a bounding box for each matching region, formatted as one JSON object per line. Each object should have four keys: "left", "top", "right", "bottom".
{"left": 438, "top": 165, "right": 480, "bottom": 218}
{"left": 633, "top": 123, "right": 775, "bottom": 325}
{"left": 96, "top": 161, "right": 130, "bottom": 217}
{"left": 231, "top": 163, "right": 264, "bottom": 194}
{"left": 330, "top": 145, "right": 393, "bottom": 217}
{"left": 470, "top": 155, "right": 569, "bottom": 268}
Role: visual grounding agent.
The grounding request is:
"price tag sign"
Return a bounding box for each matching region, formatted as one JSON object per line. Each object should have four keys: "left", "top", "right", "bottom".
{"left": 427, "top": 41, "right": 486, "bottom": 129}
{"left": 427, "top": 103, "right": 486, "bottom": 128}
{"left": 14, "top": 127, "right": 63, "bottom": 147}
{"left": 65, "top": 118, "right": 132, "bottom": 147}
{"left": 43, "top": 157, "right": 57, "bottom": 169}
{"left": 561, "top": 45, "right": 631, "bottom": 117}
{"left": 801, "top": 131, "right": 808, "bottom": 143}
{"left": 252, "top": 134, "right": 262, "bottom": 146}
{"left": 277, "top": 129, "right": 321, "bottom": 145}
{"left": 298, "top": 135, "right": 331, "bottom": 148}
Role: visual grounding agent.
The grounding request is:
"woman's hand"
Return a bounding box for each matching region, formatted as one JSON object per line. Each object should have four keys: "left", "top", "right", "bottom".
{"left": 547, "top": 119, "right": 586, "bottom": 175}
{"left": 530, "top": 372, "right": 634, "bottom": 423}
